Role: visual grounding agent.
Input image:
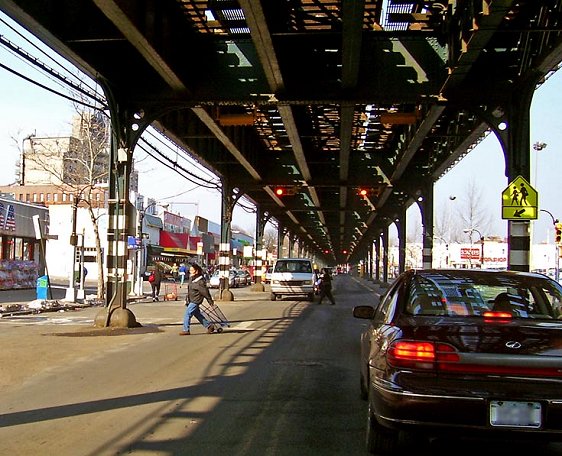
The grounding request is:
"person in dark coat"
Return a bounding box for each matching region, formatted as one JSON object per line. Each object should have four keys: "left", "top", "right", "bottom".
{"left": 317, "top": 267, "right": 336, "bottom": 305}
{"left": 179, "top": 263, "right": 216, "bottom": 335}
{"left": 150, "top": 265, "right": 162, "bottom": 302}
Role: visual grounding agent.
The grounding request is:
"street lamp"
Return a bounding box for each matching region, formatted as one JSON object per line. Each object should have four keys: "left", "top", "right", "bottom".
{"left": 20, "top": 133, "right": 35, "bottom": 185}
{"left": 463, "top": 228, "right": 484, "bottom": 269}
{"left": 533, "top": 141, "right": 547, "bottom": 187}
{"left": 433, "top": 234, "right": 449, "bottom": 267}
{"left": 134, "top": 201, "right": 169, "bottom": 296}
{"left": 540, "top": 209, "right": 559, "bottom": 281}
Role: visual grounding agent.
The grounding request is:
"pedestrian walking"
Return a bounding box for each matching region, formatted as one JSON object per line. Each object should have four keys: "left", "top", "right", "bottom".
{"left": 148, "top": 265, "right": 162, "bottom": 302}
{"left": 171, "top": 262, "right": 179, "bottom": 280}
{"left": 178, "top": 263, "right": 187, "bottom": 286}
{"left": 179, "top": 263, "right": 216, "bottom": 335}
{"left": 317, "top": 268, "right": 336, "bottom": 305}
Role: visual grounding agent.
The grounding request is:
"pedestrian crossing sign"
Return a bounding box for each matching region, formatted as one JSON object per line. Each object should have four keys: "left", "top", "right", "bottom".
{"left": 501, "top": 175, "right": 538, "bottom": 220}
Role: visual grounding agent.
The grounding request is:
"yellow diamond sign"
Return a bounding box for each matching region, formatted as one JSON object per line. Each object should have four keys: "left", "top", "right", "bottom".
{"left": 501, "top": 175, "right": 538, "bottom": 220}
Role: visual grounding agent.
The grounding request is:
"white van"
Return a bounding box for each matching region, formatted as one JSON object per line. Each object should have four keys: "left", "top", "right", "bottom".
{"left": 270, "top": 258, "right": 315, "bottom": 301}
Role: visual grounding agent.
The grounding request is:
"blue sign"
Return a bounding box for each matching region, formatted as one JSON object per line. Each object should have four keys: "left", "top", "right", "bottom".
{"left": 127, "top": 236, "right": 142, "bottom": 249}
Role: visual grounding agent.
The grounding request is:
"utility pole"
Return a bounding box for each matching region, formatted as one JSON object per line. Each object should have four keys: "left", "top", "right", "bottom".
{"left": 65, "top": 194, "right": 79, "bottom": 302}
{"left": 540, "top": 209, "right": 559, "bottom": 282}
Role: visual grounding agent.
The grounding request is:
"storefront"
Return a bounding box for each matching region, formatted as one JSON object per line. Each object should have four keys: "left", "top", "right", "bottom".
{"left": 0, "top": 197, "right": 49, "bottom": 289}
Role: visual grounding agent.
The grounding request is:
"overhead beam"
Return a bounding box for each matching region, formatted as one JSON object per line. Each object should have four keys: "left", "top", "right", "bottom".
{"left": 392, "top": 105, "right": 445, "bottom": 180}
{"left": 92, "top": 0, "right": 187, "bottom": 92}
{"left": 191, "top": 107, "right": 263, "bottom": 182}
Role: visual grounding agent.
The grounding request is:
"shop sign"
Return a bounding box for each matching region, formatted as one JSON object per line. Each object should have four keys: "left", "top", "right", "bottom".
{"left": 460, "top": 248, "right": 480, "bottom": 260}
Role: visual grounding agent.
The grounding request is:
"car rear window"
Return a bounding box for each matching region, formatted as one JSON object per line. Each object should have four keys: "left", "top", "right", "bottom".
{"left": 274, "top": 260, "right": 312, "bottom": 273}
{"left": 405, "top": 272, "right": 562, "bottom": 319}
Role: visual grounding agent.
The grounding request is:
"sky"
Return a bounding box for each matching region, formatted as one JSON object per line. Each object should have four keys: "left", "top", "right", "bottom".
{"left": 0, "top": 12, "right": 561, "bottom": 243}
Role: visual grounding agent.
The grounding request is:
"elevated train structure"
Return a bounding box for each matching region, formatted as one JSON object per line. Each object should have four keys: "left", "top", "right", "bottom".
{"left": 1, "top": 0, "right": 562, "bottom": 320}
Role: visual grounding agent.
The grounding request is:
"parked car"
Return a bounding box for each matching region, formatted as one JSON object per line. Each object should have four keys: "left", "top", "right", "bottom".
{"left": 208, "top": 270, "right": 236, "bottom": 288}
{"left": 353, "top": 268, "right": 562, "bottom": 454}
{"left": 236, "top": 269, "right": 252, "bottom": 286}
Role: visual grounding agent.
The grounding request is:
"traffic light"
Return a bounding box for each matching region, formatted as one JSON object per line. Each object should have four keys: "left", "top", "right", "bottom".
{"left": 273, "top": 186, "right": 298, "bottom": 196}
{"left": 556, "top": 222, "right": 562, "bottom": 244}
{"left": 357, "top": 187, "right": 381, "bottom": 198}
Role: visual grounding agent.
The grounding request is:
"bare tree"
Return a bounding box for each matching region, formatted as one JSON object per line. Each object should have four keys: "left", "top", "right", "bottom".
{"left": 456, "top": 179, "right": 493, "bottom": 240}
{"left": 22, "top": 108, "right": 109, "bottom": 299}
{"left": 262, "top": 228, "right": 277, "bottom": 254}
{"left": 434, "top": 200, "right": 460, "bottom": 244}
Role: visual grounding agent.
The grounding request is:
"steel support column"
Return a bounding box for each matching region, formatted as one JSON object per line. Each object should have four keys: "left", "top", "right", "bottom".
{"left": 94, "top": 84, "right": 148, "bottom": 328}
{"left": 218, "top": 179, "right": 240, "bottom": 301}
{"left": 382, "top": 225, "right": 389, "bottom": 284}
{"left": 483, "top": 81, "right": 535, "bottom": 272}
{"left": 395, "top": 210, "right": 407, "bottom": 274}
{"left": 374, "top": 236, "right": 381, "bottom": 282}
{"left": 419, "top": 182, "right": 434, "bottom": 270}
{"left": 252, "top": 208, "right": 270, "bottom": 291}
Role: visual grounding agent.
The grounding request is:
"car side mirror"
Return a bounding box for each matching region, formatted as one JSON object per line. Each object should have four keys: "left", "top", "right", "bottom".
{"left": 353, "top": 305, "right": 375, "bottom": 319}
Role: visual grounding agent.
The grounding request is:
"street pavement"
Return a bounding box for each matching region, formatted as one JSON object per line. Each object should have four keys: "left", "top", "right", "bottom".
{"left": 0, "top": 278, "right": 175, "bottom": 313}
{"left": 0, "top": 274, "right": 389, "bottom": 456}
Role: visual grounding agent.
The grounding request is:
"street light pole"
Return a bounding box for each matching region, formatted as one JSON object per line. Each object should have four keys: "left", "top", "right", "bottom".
{"left": 463, "top": 228, "right": 484, "bottom": 269}
{"left": 540, "top": 209, "right": 559, "bottom": 281}
{"left": 135, "top": 201, "right": 171, "bottom": 296}
{"left": 433, "top": 235, "right": 449, "bottom": 268}
{"left": 65, "top": 194, "right": 80, "bottom": 302}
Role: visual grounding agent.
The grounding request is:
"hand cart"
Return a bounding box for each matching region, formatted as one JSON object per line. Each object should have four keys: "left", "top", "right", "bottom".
{"left": 163, "top": 281, "right": 178, "bottom": 301}
{"left": 200, "top": 301, "right": 230, "bottom": 333}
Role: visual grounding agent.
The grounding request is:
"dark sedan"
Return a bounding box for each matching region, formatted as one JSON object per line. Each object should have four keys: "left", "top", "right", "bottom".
{"left": 353, "top": 269, "right": 562, "bottom": 454}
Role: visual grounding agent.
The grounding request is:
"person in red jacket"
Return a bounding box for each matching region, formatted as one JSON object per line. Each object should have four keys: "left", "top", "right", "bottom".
{"left": 149, "top": 265, "right": 162, "bottom": 302}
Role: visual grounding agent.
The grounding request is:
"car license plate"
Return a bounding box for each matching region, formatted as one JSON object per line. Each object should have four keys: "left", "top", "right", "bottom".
{"left": 489, "top": 401, "right": 541, "bottom": 428}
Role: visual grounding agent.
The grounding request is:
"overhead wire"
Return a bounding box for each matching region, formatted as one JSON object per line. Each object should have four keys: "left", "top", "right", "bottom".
{"left": 0, "top": 16, "right": 103, "bottom": 104}
{"left": 143, "top": 128, "right": 220, "bottom": 183}
{"left": 0, "top": 15, "right": 260, "bottom": 218}
{"left": 136, "top": 138, "right": 221, "bottom": 190}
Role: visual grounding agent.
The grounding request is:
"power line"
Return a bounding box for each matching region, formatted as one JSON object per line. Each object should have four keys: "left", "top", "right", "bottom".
{"left": 0, "top": 16, "right": 102, "bottom": 101}
{"left": 136, "top": 138, "right": 221, "bottom": 190}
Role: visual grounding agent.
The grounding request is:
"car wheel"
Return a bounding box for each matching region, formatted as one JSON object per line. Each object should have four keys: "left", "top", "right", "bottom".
{"left": 359, "top": 370, "right": 368, "bottom": 401}
{"left": 366, "top": 399, "right": 398, "bottom": 455}
{"left": 270, "top": 293, "right": 277, "bottom": 301}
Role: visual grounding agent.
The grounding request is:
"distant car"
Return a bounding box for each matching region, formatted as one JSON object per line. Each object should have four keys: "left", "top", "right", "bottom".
{"left": 235, "top": 269, "right": 251, "bottom": 287}
{"left": 270, "top": 258, "right": 315, "bottom": 301}
{"left": 264, "top": 267, "right": 273, "bottom": 283}
{"left": 208, "top": 270, "right": 236, "bottom": 288}
{"left": 353, "top": 268, "right": 562, "bottom": 454}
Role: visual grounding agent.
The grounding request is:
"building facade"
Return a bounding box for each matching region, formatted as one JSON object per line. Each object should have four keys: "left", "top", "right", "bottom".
{"left": 0, "top": 196, "right": 49, "bottom": 290}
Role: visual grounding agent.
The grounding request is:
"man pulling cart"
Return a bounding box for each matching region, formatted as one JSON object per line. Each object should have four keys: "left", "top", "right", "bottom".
{"left": 179, "top": 263, "right": 229, "bottom": 335}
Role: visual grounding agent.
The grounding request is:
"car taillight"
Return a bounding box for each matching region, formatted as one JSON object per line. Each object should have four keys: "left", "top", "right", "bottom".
{"left": 387, "top": 341, "right": 460, "bottom": 369}
{"left": 482, "top": 311, "right": 513, "bottom": 322}
{"left": 388, "top": 340, "right": 562, "bottom": 378}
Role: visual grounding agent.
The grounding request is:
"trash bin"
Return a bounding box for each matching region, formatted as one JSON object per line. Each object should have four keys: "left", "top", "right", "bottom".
{"left": 36, "top": 275, "right": 48, "bottom": 300}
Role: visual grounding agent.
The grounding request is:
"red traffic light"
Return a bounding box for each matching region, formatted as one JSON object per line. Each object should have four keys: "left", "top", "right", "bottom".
{"left": 273, "top": 186, "right": 298, "bottom": 196}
